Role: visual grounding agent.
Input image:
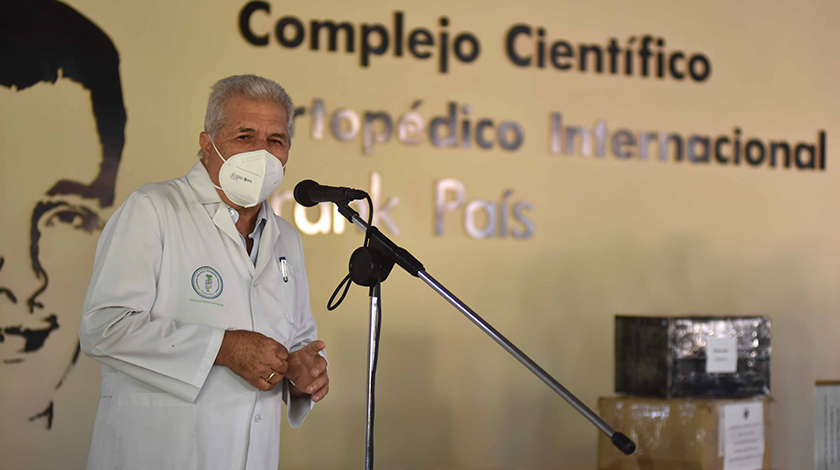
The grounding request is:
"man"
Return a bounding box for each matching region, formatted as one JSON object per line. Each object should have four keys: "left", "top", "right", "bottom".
{"left": 79, "top": 74, "right": 328, "bottom": 470}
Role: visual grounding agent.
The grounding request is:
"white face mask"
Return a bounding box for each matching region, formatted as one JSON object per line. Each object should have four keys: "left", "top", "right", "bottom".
{"left": 209, "top": 138, "right": 286, "bottom": 208}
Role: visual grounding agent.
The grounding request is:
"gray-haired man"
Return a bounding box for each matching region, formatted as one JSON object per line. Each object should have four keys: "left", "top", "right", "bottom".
{"left": 80, "top": 74, "right": 328, "bottom": 470}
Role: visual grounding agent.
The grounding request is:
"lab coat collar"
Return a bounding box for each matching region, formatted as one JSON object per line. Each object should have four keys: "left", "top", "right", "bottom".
{"left": 187, "top": 160, "right": 255, "bottom": 274}
{"left": 186, "top": 160, "right": 282, "bottom": 279}
{"left": 186, "top": 160, "right": 222, "bottom": 204}
{"left": 211, "top": 206, "right": 254, "bottom": 274}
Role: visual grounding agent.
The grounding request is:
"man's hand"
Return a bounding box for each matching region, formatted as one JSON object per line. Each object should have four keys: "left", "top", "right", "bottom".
{"left": 215, "top": 330, "right": 288, "bottom": 391}
{"left": 286, "top": 341, "right": 329, "bottom": 402}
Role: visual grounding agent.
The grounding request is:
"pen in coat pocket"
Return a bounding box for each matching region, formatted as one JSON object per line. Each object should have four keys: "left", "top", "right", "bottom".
{"left": 279, "top": 257, "right": 288, "bottom": 282}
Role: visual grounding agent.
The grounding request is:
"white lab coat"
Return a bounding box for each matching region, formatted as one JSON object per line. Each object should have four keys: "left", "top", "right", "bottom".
{"left": 79, "top": 161, "right": 318, "bottom": 470}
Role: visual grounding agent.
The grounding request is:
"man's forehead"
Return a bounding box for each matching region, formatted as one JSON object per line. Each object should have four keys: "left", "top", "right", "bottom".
{"left": 222, "top": 96, "right": 287, "bottom": 127}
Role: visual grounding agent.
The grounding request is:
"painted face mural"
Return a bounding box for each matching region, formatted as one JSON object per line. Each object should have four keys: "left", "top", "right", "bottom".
{"left": 0, "top": 0, "right": 126, "bottom": 429}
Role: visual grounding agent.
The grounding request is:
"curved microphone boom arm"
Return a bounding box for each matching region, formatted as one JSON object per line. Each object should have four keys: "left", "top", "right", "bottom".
{"left": 295, "top": 179, "right": 637, "bottom": 468}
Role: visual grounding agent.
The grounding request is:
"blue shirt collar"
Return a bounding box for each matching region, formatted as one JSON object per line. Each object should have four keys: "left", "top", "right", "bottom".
{"left": 226, "top": 202, "right": 269, "bottom": 265}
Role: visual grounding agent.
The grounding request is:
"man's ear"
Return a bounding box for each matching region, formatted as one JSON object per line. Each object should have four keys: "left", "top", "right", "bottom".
{"left": 198, "top": 131, "right": 211, "bottom": 160}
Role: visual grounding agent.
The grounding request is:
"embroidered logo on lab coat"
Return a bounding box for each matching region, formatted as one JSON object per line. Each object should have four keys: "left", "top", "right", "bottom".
{"left": 191, "top": 266, "right": 223, "bottom": 299}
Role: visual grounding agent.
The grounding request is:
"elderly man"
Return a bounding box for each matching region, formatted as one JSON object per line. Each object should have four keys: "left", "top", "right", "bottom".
{"left": 79, "top": 74, "right": 328, "bottom": 470}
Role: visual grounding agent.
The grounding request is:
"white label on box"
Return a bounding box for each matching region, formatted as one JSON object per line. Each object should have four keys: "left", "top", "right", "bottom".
{"left": 706, "top": 336, "right": 738, "bottom": 373}
{"left": 722, "top": 402, "right": 765, "bottom": 470}
{"left": 815, "top": 383, "right": 840, "bottom": 470}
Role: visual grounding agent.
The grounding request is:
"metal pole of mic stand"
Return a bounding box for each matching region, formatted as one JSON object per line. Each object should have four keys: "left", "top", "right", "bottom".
{"left": 331, "top": 202, "right": 637, "bottom": 466}
{"left": 364, "top": 283, "right": 380, "bottom": 470}
{"left": 417, "top": 271, "right": 616, "bottom": 437}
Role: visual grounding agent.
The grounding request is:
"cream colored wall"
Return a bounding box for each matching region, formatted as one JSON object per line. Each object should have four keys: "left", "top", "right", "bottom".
{"left": 1, "top": 0, "right": 838, "bottom": 469}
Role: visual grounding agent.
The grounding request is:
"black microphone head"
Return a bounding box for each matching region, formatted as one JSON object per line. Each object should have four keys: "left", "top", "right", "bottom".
{"left": 294, "top": 179, "right": 320, "bottom": 207}
{"left": 610, "top": 432, "right": 636, "bottom": 455}
{"left": 346, "top": 188, "right": 368, "bottom": 200}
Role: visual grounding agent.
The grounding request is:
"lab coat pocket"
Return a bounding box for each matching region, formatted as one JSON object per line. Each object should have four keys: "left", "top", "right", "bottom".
{"left": 113, "top": 393, "right": 198, "bottom": 470}
{"left": 266, "top": 302, "right": 292, "bottom": 348}
{"left": 262, "top": 259, "right": 297, "bottom": 346}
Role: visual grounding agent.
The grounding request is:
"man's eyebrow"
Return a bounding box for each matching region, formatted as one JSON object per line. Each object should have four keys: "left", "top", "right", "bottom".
{"left": 235, "top": 127, "right": 286, "bottom": 140}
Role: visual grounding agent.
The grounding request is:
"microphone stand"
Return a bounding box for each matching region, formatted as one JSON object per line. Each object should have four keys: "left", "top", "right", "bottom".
{"left": 364, "top": 282, "right": 380, "bottom": 470}
{"left": 331, "top": 201, "right": 636, "bottom": 470}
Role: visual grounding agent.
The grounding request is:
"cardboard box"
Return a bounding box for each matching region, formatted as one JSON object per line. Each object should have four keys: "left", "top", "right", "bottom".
{"left": 598, "top": 395, "right": 771, "bottom": 470}
{"left": 615, "top": 316, "right": 771, "bottom": 397}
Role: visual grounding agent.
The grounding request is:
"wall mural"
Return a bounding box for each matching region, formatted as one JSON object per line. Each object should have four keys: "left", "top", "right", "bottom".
{"left": 0, "top": 0, "right": 126, "bottom": 428}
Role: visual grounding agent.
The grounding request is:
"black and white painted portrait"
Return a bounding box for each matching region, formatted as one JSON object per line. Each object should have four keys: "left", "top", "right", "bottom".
{"left": 0, "top": 0, "right": 126, "bottom": 430}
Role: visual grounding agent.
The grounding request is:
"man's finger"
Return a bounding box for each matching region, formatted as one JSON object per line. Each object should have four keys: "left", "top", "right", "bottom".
{"left": 262, "top": 347, "right": 287, "bottom": 365}
{"left": 272, "top": 359, "right": 288, "bottom": 374}
{"left": 312, "top": 383, "right": 329, "bottom": 402}
{"left": 306, "top": 355, "right": 328, "bottom": 377}
{"left": 265, "top": 369, "right": 283, "bottom": 384}
{"left": 303, "top": 373, "right": 328, "bottom": 395}
{"left": 254, "top": 379, "right": 273, "bottom": 392}
{"left": 273, "top": 344, "right": 289, "bottom": 360}
{"left": 306, "top": 340, "right": 326, "bottom": 354}
{"left": 311, "top": 356, "right": 328, "bottom": 376}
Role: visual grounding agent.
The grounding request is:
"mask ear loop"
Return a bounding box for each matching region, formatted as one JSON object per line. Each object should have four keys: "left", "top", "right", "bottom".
{"left": 209, "top": 136, "right": 228, "bottom": 163}
{"left": 208, "top": 136, "right": 227, "bottom": 191}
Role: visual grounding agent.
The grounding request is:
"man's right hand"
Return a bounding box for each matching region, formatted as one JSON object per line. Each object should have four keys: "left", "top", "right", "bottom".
{"left": 214, "top": 330, "right": 288, "bottom": 391}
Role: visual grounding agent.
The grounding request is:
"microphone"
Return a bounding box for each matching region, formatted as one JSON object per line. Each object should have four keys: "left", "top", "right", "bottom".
{"left": 294, "top": 179, "right": 367, "bottom": 207}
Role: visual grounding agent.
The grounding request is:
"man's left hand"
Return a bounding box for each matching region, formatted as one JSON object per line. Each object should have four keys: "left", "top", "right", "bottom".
{"left": 286, "top": 341, "right": 329, "bottom": 402}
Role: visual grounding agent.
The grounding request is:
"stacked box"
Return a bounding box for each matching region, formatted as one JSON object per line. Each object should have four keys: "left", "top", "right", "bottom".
{"left": 598, "top": 395, "right": 771, "bottom": 470}
{"left": 601, "top": 316, "right": 773, "bottom": 470}
{"left": 615, "top": 316, "right": 771, "bottom": 398}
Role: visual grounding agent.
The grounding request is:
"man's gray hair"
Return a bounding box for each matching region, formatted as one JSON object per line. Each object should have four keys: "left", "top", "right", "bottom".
{"left": 204, "top": 74, "right": 295, "bottom": 140}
